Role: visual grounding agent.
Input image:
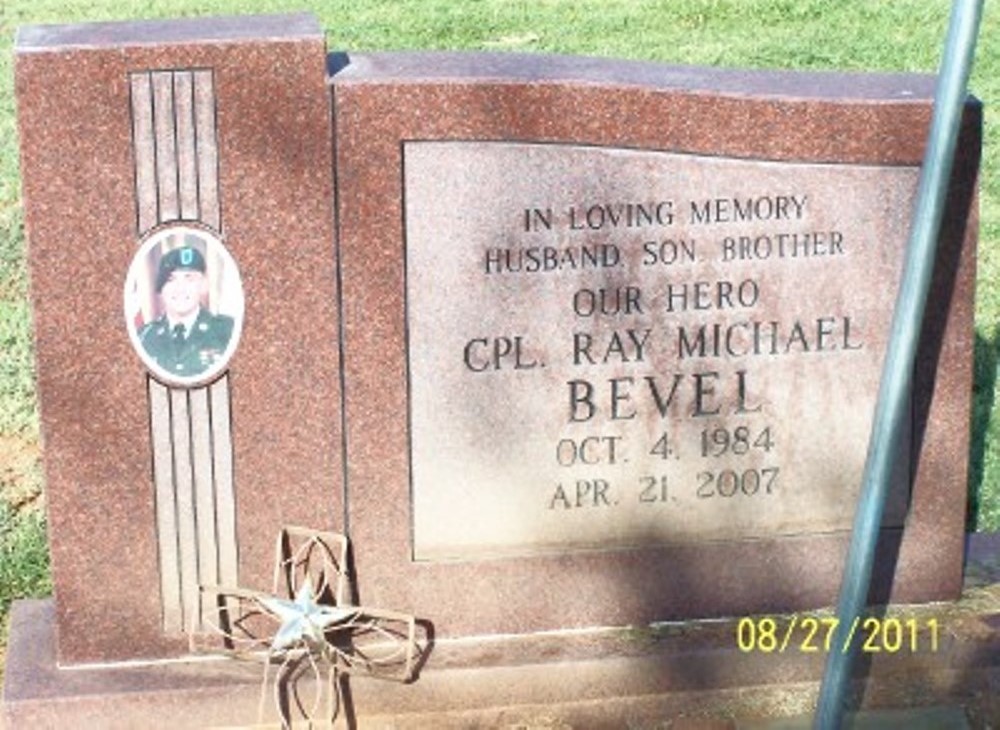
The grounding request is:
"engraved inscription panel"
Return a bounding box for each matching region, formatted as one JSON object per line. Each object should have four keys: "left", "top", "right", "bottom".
{"left": 405, "top": 142, "right": 916, "bottom": 561}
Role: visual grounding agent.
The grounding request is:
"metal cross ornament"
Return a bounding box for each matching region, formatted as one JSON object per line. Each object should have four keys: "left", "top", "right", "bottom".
{"left": 194, "top": 526, "right": 421, "bottom": 728}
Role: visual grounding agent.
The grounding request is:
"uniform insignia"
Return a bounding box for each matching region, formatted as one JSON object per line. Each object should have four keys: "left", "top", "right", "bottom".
{"left": 140, "top": 307, "right": 234, "bottom": 379}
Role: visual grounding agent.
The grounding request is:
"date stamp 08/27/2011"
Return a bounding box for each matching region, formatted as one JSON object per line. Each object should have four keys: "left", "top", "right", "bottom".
{"left": 736, "top": 615, "right": 942, "bottom": 655}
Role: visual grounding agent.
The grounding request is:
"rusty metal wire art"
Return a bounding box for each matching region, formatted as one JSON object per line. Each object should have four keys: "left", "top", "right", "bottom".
{"left": 194, "top": 526, "right": 420, "bottom": 728}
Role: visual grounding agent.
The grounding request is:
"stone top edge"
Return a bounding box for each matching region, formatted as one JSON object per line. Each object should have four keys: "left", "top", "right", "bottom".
{"left": 331, "top": 50, "right": 939, "bottom": 102}
{"left": 15, "top": 12, "right": 321, "bottom": 53}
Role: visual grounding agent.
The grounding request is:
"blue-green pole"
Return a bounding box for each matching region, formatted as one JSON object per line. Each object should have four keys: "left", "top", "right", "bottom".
{"left": 814, "top": 1, "right": 983, "bottom": 727}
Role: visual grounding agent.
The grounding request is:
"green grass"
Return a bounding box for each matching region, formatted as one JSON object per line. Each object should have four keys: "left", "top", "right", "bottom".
{"left": 0, "top": 0, "right": 998, "bottom": 647}
{"left": 0, "top": 298, "right": 35, "bottom": 436}
{"left": 0, "top": 502, "right": 48, "bottom": 617}
{"left": 0, "top": 500, "right": 49, "bottom": 680}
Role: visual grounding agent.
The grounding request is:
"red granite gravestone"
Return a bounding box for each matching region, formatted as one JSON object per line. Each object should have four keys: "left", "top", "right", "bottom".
{"left": 334, "top": 51, "right": 978, "bottom": 637}
{"left": 4, "top": 12, "right": 984, "bottom": 729}
{"left": 13, "top": 14, "right": 342, "bottom": 665}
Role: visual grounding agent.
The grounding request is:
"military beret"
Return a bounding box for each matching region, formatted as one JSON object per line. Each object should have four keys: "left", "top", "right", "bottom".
{"left": 156, "top": 246, "right": 206, "bottom": 292}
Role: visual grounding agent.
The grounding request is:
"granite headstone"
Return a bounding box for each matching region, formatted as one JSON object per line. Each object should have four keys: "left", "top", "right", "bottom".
{"left": 13, "top": 13, "right": 342, "bottom": 664}
{"left": 334, "top": 51, "right": 978, "bottom": 637}
{"left": 4, "top": 12, "right": 982, "bottom": 728}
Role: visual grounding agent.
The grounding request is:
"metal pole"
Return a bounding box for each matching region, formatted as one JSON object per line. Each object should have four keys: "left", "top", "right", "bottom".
{"left": 814, "top": 1, "right": 983, "bottom": 727}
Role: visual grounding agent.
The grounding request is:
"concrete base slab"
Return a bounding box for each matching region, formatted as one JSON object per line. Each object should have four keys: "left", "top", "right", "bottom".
{"left": 3, "top": 585, "right": 998, "bottom": 729}
{"left": 737, "top": 707, "right": 971, "bottom": 730}
{"left": 741, "top": 705, "right": 972, "bottom": 729}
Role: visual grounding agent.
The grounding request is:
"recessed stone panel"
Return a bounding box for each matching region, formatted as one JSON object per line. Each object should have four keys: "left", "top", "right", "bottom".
{"left": 405, "top": 141, "right": 915, "bottom": 560}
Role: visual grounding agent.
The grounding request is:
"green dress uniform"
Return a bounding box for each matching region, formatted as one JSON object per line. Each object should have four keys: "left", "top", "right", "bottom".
{"left": 139, "top": 308, "right": 235, "bottom": 378}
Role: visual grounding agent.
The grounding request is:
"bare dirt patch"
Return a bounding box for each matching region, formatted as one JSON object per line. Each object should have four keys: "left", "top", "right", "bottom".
{"left": 0, "top": 433, "right": 42, "bottom": 511}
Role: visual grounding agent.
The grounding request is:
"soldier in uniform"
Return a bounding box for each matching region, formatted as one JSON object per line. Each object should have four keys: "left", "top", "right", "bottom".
{"left": 139, "top": 246, "right": 234, "bottom": 379}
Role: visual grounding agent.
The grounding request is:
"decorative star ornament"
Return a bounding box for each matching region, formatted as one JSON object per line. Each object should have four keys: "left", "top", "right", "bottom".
{"left": 258, "top": 578, "right": 358, "bottom": 652}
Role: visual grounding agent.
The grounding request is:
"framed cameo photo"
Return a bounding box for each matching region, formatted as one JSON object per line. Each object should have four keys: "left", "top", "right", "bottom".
{"left": 124, "top": 226, "right": 244, "bottom": 387}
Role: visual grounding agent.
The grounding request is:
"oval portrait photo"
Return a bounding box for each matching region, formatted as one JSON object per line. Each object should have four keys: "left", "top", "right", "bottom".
{"left": 124, "top": 226, "right": 244, "bottom": 387}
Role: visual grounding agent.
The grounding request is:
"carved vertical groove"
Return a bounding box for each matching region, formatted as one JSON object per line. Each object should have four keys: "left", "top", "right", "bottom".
{"left": 131, "top": 69, "right": 238, "bottom": 633}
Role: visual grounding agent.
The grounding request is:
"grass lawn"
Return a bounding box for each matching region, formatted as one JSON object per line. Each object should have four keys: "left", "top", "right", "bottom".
{"left": 0, "top": 0, "right": 998, "bottom": 669}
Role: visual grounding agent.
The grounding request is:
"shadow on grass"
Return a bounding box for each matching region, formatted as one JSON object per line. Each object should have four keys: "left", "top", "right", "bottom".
{"left": 968, "top": 325, "right": 1000, "bottom": 530}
